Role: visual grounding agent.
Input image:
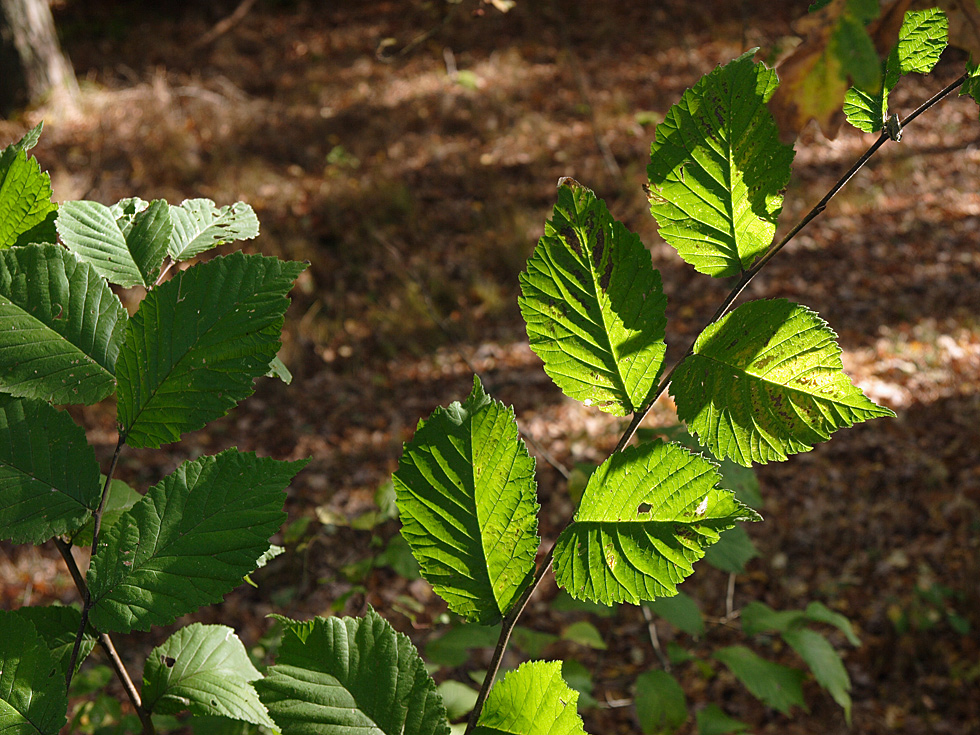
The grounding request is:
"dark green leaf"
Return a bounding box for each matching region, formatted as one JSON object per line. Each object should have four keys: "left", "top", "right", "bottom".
{"left": 0, "top": 610, "right": 67, "bottom": 735}
{"left": 703, "top": 525, "right": 759, "bottom": 574}
{"left": 257, "top": 608, "right": 450, "bottom": 735}
{"left": 645, "top": 591, "right": 705, "bottom": 637}
{"left": 635, "top": 670, "right": 687, "bottom": 735}
{"left": 713, "top": 646, "right": 805, "bottom": 715}
{"left": 87, "top": 450, "right": 306, "bottom": 633}
{"left": 0, "top": 244, "right": 127, "bottom": 404}
{"left": 116, "top": 252, "right": 306, "bottom": 448}
{"left": 696, "top": 704, "right": 748, "bottom": 735}
{"left": 8, "top": 605, "right": 95, "bottom": 678}
{"left": 0, "top": 395, "right": 100, "bottom": 544}
{"left": 782, "top": 628, "right": 852, "bottom": 721}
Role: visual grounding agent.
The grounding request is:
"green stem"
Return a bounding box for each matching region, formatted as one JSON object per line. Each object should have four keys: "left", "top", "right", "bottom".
{"left": 464, "top": 71, "right": 967, "bottom": 731}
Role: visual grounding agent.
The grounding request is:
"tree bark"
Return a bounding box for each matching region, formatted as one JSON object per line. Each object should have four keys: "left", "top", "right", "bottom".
{"left": 0, "top": 0, "right": 77, "bottom": 115}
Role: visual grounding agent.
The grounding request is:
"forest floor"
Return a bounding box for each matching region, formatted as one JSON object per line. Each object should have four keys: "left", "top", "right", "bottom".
{"left": 1, "top": 1, "right": 979, "bottom": 733}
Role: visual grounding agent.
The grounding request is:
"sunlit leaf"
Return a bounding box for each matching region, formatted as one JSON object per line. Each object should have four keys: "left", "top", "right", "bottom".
{"left": 143, "top": 623, "right": 275, "bottom": 727}
{"left": 896, "top": 8, "right": 947, "bottom": 74}
{"left": 57, "top": 199, "right": 172, "bottom": 287}
{"left": 553, "top": 441, "right": 761, "bottom": 605}
{"left": 168, "top": 199, "right": 259, "bottom": 261}
{"left": 519, "top": 178, "right": 667, "bottom": 415}
{"left": 648, "top": 51, "right": 794, "bottom": 277}
{"left": 472, "top": 661, "right": 586, "bottom": 735}
{"left": 0, "top": 395, "right": 100, "bottom": 544}
{"left": 87, "top": 450, "right": 306, "bottom": 633}
{"left": 257, "top": 609, "right": 450, "bottom": 735}
{"left": 0, "top": 244, "right": 126, "bottom": 404}
{"left": 393, "top": 376, "right": 540, "bottom": 624}
{"left": 671, "top": 299, "right": 894, "bottom": 466}
{"left": 0, "top": 145, "right": 57, "bottom": 250}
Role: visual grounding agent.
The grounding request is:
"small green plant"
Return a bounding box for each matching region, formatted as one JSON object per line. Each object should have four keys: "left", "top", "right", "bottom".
{"left": 1, "top": 6, "right": 975, "bottom": 735}
{"left": 0, "top": 124, "right": 308, "bottom": 734}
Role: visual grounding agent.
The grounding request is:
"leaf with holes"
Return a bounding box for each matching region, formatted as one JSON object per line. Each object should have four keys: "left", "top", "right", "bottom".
{"left": 115, "top": 252, "right": 306, "bottom": 448}
{"left": 553, "top": 441, "right": 760, "bottom": 606}
{"left": 57, "top": 199, "right": 172, "bottom": 287}
{"left": 670, "top": 299, "right": 894, "bottom": 466}
{"left": 0, "top": 244, "right": 127, "bottom": 404}
{"left": 393, "top": 375, "right": 540, "bottom": 625}
{"left": 471, "top": 661, "right": 586, "bottom": 735}
{"left": 168, "top": 199, "right": 259, "bottom": 261}
{"left": 86, "top": 450, "right": 306, "bottom": 633}
{"left": 648, "top": 51, "right": 794, "bottom": 277}
{"left": 519, "top": 179, "right": 667, "bottom": 415}
{"left": 0, "top": 610, "right": 67, "bottom": 735}
{"left": 143, "top": 623, "right": 274, "bottom": 727}
{"left": 0, "top": 395, "right": 101, "bottom": 544}
{"left": 256, "top": 608, "right": 449, "bottom": 735}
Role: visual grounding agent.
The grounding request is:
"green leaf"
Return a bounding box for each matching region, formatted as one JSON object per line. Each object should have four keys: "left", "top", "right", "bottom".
{"left": 553, "top": 441, "right": 761, "bottom": 605}
{"left": 0, "top": 395, "right": 101, "bottom": 544}
{"left": 695, "top": 704, "right": 748, "bottom": 735}
{"left": 0, "top": 149, "right": 58, "bottom": 250}
{"left": 804, "top": 601, "right": 860, "bottom": 646}
{"left": 635, "top": 670, "right": 687, "bottom": 735}
{"left": 740, "top": 601, "right": 806, "bottom": 635}
{"left": 842, "top": 84, "right": 888, "bottom": 134}
{"left": 560, "top": 660, "right": 597, "bottom": 710}
{"left": 436, "top": 680, "right": 478, "bottom": 722}
{"left": 782, "top": 628, "right": 852, "bottom": 721}
{"left": 0, "top": 610, "right": 67, "bottom": 735}
{"left": 509, "top": 627, "right": 558, "bottom": 658}
{"left": 393, "top": 375, "right": 540, "bottom": 625}
{"left": 266, "top": 355, "right": 292, "bottom": 384}
{"left": 645, "top": 590, "right": 705, "bottom": 637}
{"left": 831, "top": 13, "right": 881, "bottom": 92}
{"left": 702, "top": 525, "right": 759, "bottom": 574}
{"left": 257, "top": 608, "right": 450, "bottom": 735}
{"left": 895, "top": 9, "right": 947, "bottom": 75}
{"left": 168, "top": 199, "right": 260, "bottom": 261}
{"left": 143, "top": 623, "right": 275, "bottom": 727}
{"left": 472, "top": 661, "right": 586, "bottom": 735}
{"left": 671, "top": 299, "right": 894, "bottom": 466}
{"left": 116, "top": 252, "right": 306, "bottom": 448}
{"left": 87, "top": 450, "right": 306, "bottom": 633}
{"left": 647, "top": 52, "right": 794, "bottom": 277}
{"left": 70, "top": 476, "right": 142, "bottom": 547}
{"left": 0, "top": 244, "right": 127, "bottom": 404}
{"left": 561, "top": 621, "right": 607, "bottom": 650}
{"left": 56, "top": 200, "right": 173, "bottom": 287}
{"left": 713, "top": 646, "right": 805, "bottom": 715}
{"left": 9, "top": 605, "right": 95, "bottom": 678}
{"left": 425, "top": 624, "right": 500, "bottom": 669}
{"left": 519, "top": 179, "right": 667, "bottom": 415}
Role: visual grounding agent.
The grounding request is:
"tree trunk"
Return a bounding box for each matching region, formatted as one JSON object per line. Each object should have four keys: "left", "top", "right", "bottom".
{"left": 0, "top": 0, "right": 77, "bottom": 115}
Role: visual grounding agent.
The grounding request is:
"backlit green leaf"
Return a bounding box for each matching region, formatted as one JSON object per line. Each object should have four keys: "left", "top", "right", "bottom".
{"left": 896, "top": 9, "right": 947, "bottom": 75}
{"left": 671, "top": 299, "right": 894, "bottom": 466}
{"left": 648, "top": 52, "right": 794, "bottom": 277}
{"left": 168, "top": 199, "right": 259, "bottom": 261}
{"left": 553, "top": 441, "right": 761, "bottom": 605}
{"left": 0, "top": 610, "right": 67, "bottom": 735}
{"left": 57, "top": 199, "right": 172, "bottom": 287}
{"left": 519, "top": 179, "right": 667, "bottom": 415}
{"left": 87, "top": 450, "right": 305, "bottom": 633}
{"left": 472, "top": 661, "right": 586, "bottom": 735}
{"left": 393, "top": 376, "right": 540, "bottom": 625}
{"left": 0, "top": 148, "right": 57, "bottom": 250}
{"left": 0, "top": 395, "right": 100, "bottom": 544}
{"left": 116, "top": 252, "right": 306, "bottom": 448}
{"left": 257, "top": 608, "right": 449, "bottom": 735}
{"left": 143, "top": 623, "right": 274, "bottom": 727}
{"left": 0, "top": 244, "right": 127, "bottom": 404}
{"left": 713, "top": 646, "right": 805, "bottom": 715}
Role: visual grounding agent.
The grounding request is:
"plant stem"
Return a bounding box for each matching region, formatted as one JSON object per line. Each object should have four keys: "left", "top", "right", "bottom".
{"left": 53, "top": 538, "right": 156, "bottom": 735}
{"left": 463, "top": 72, "right": 967, "bottom": 732}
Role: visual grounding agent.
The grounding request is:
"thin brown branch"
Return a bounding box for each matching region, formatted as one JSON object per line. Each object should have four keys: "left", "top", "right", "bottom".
{"left": 193, "top": 0, "right": 259, "bottom": 50}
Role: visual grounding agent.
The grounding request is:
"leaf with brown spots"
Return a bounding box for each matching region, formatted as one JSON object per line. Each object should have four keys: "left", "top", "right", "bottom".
{"left": 670, "top": 299, "right": 895, "bottom": 466}
{"left": 519, "top": 179, "right": 667, "bottom": 416}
